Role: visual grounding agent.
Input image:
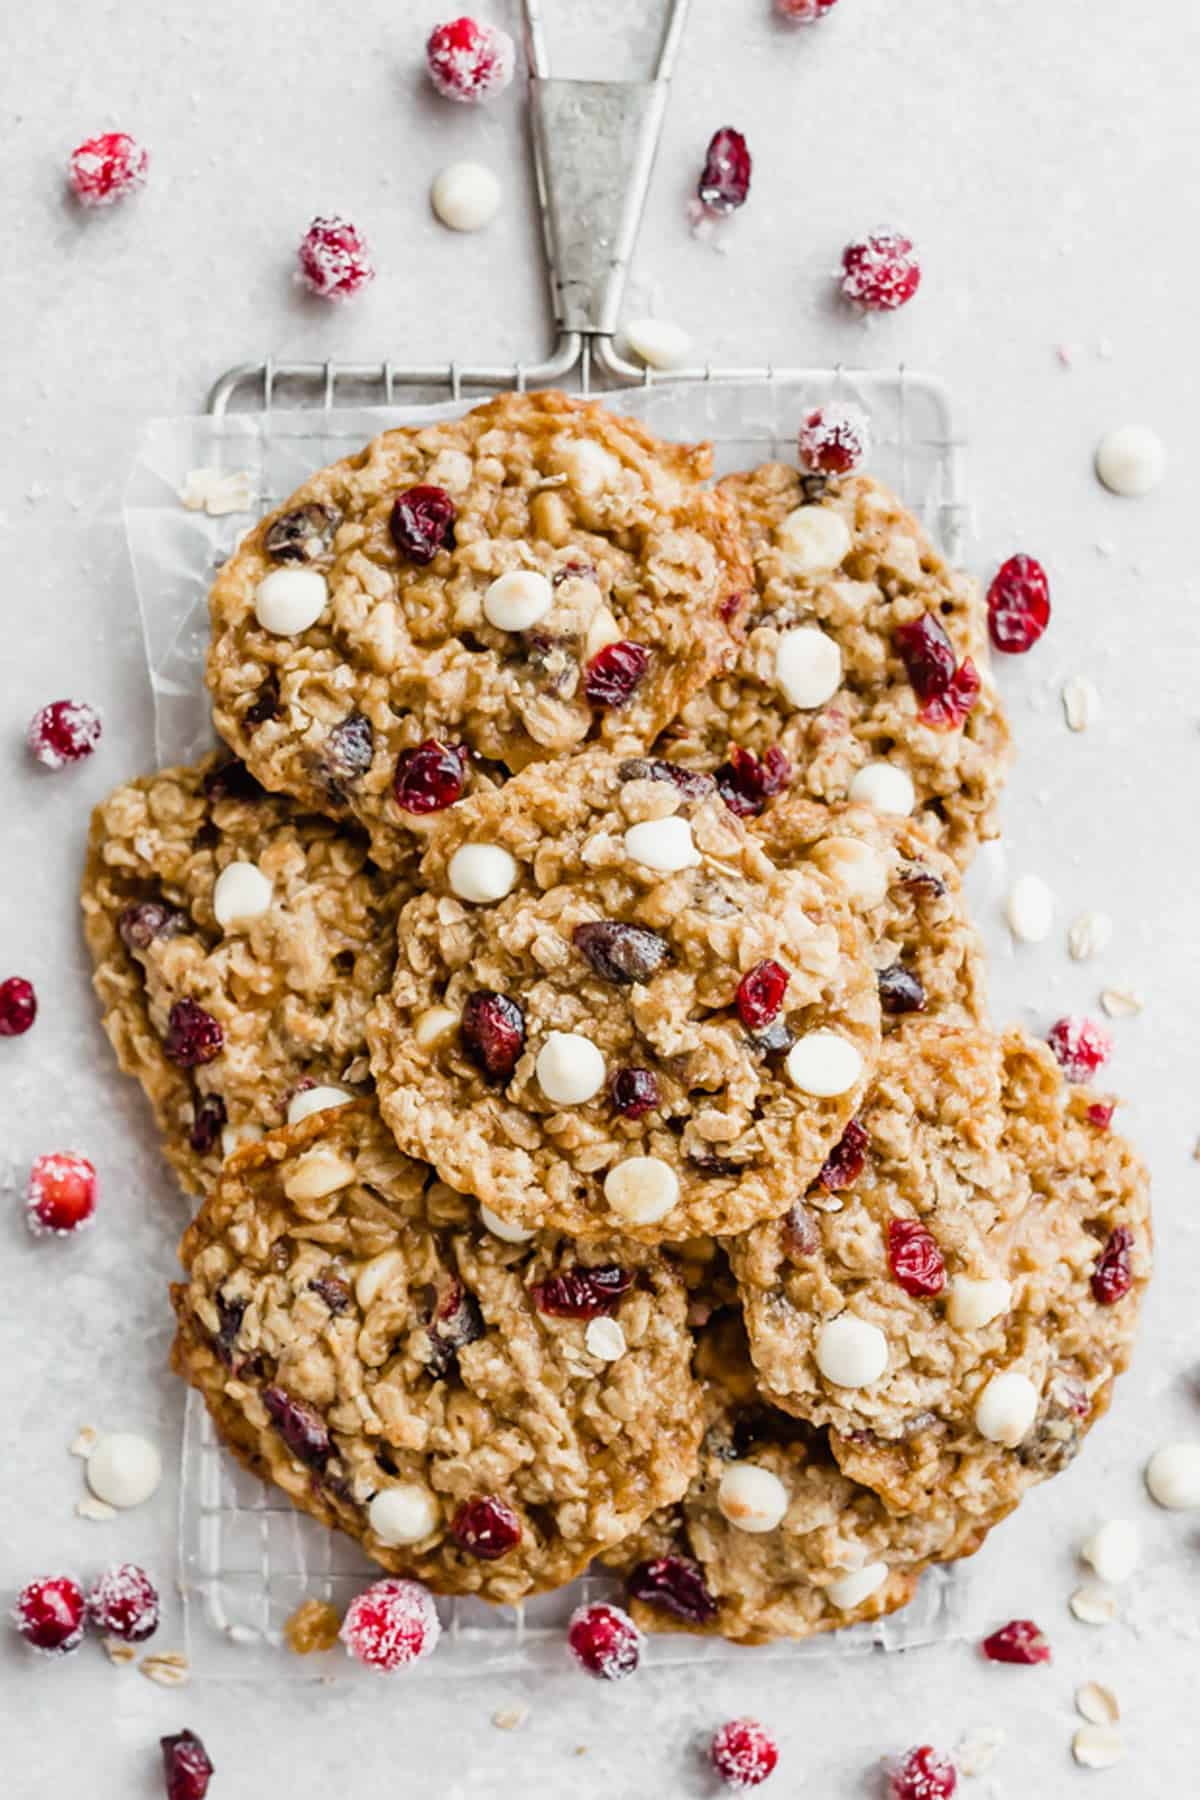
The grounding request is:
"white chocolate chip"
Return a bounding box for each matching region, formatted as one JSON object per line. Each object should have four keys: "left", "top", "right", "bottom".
{"left": 86, "top": 1433, "right": 163, "bottom": 1509}
{"left": 1006, "top": 874, "right": 1055, "bottom": 943}
{"left": 287, "top": 1085, "right": 354, "bottom": 1125}
{"left": 1070, "top": 1584, "right": 1119, "bottom": 1626}
{"left": 369, "top": 1483, "right": 441, "bottom": 1545}
{"left": 430, "top": 160, "right": 502, "bottom": 232}
{"left": 253, "top": 566, "right": 328, "bottom": 635}
{"left": 1081, "top": 1519, "right": 1140, "bottom": 1584}
{"left": 624, "top": 816, "right": 701, "bottom": 873}
{"left": 603, "top": 1156, "right": 679, "bottom": 1225}
{"left": 1076, "top": 1683, "right": 1120, "bottom": 1726}
{"left": 483, "top": 570, "right": 553, "bottom": 632}
{"left": 355, "top": 1249, "right": 405, "bottom": 1311}
{"left": 1095, "top": 424, "right": 1166, "bottom": 497}
{"left": 212, "top": 860, "right": 273, "bottom": 930}
{"left": 774, "top": 626, "right": 843, "bottom": 709}
{"left": 810, "top": 837, "right": 890, "bottom": 908}
{"left": 716, "top": 1463, "right": 791, "bottom": 1534}
{"left": 584, "top": 1317, "right": 627, "bottom": 1362}
{"left": 1072, "top": 1724, "right": 1124, "bottom": 1770}
{"left": 946, "top": 1275, "right": 1012, "bottom": 1332}
{"left": 283, "top": 1147, "right": 356, "bottom": 1203}
{"left": 1068, "top": 911, "right": 1112, "bottom": 961}
{"left": 623, "top": 316, "right": 692, "bottom": 371}
{"left": 1061, "top": 676, "right": 1100, "bottom": 732}
{"left": 776, "top": 504, "right": 852, "bottom": 572}
{"left": 973, "top": 1370, "right": 1039, "bottom": 1446}
{"left": 478, "top": 1202, "right": 536, "bottom": 1244}
{"left": 557, "top": 438, "right": 622, "bottom": 497}
{"left": 414, "top": 1005, "right": 460, "bottom": 1049}
{"left": 535, "top": 1031, "right": 606, "bottom": 1105}
{"left": 847, "top": 761, "right": 915, "bottom": 817}
{"left": 221, "top": 1122, "right": 264, "bottom": 1158}
{"left": 815, "top": 1315, "right": 888, "bottom": 1388}
{"left": 448, "top": 843, "right": 519, "bottom": 903}
{"left": 785, "top": 1031, "right": 863, "bottom": 1098}
{"left": 1145, "top": 1440, "right": 1200, "bottom": 1509}
{"left": 826, "top": 1562, "right": 888, "bottom": 1610}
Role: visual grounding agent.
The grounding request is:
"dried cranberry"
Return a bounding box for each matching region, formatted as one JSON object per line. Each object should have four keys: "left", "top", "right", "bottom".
{"left": 264, "top": 502, "right": 341, "bottom": 564}
{"left": 262, "top": 1387, "right": 331, "bottom": 1470}
{"left": 12, "top": 1575, "right": 86, "bottom": 1655}
{"left": 714, "top": 745, "right": 791, "bottom": 818}
{"left": 1086, "top": 1100, "right": 1115, "bottom": 1130}
{"left": 426, "top": 15, "right": 515, "bottom": 103}
{"left": 573, "top": 920, "right": 670, "bottom": 985}
{"left": 118, "top": 902, "right": 185, "bottom": 952}
{"left": 921, "top": 658, "right": 980, "bottom": 731}
{"left": 782, "top": 1201, "right": 820, "bottom": 1259}
{"left": 981, "top": 1618, "right": 1052, "bottom": 1665}
{"left": 584, "top": 640, "right": 651, "bottom": 709}
{"left": 689, "top": 1150, "right": 747, "bottom": 1177}
{"left": 243, "top": 677, "right": 280, "bottom": 729}
{"left": 188, "top": 1093, "right": 226, "bottom": 1155}
{"left": 567, "top": 1601, "right": 643, "bottom": 1681}
{"left": 894, "top": 613, "right": 958, "bottom": 702}
{"left": 818, "top": 1119, "right": 867, "bottom": 1191}
{"left": 897, "top": 860, "right": 947, "bottom": 898}
{"left": 698, "top": 127, "right": 752, "bottom": 215}
{"left": 735, "top": 960, "right": 789, "bottom": 1030}
{"left": 163, "top": 998, "right": 223, "bottom": 1067}
{"left": 27, "top": 699, "right": 102, "bottom": 768}
{"left": 450, "top": 1495, "right": 521, "bottom": 1559}
{"left": 1046, "top": 1016, "right": 1112, "bottom": 1083}
{"left": 319, "top": 713, "right": 374, "bottom": 793}
{"left": 460, "top": 990, "right": 525, "bottom": 1083}
{"left": 297, "top": 216, "right": 375, "bottom": 301}
{"left": 393, "top": 738, "right": 467, "bottom": 814}
{"left": 309, "top": 1272, "right": 352, "bottom": 1313}
{"left": 26, "top": 1151, "right": 97, "bottom": 1237}
{"left": 87, "top": 1563, "right": 160, "bottom": 1643}
{"left": 202, "top": 757, "right": 264, "bottom": 803}
{"left": 878, "top": 963, "right": 927, "bottom": 1015}
{"left": 797, "top": 403, "right": 870, "bottom": 476}
{"left": 887, "top": 1218, "right": 946, "bottom": 1297}
{"left": 0, "top": 976, "right": 37, "bottom": 1036}
{"left": 627, "top": 1554, "right": 718, "bottom": 1625}
{"left": 532, "top": 1265, "right": 633, "bottom": 1319}
{"left": 987, "top": 555, "right": 1051, "bottom": 655}
{"left": 618, "top": 757, "right": 716, "bottom": 801}
{"left": 214, "top": 1292, "right": 246, "bottom": 1364}
{"left": 1092, "top": 1226, "right": 1135, "bottom": 1304}
{"left": 887, "top": 1746, "right": 957, "bottom": 1800}
{"left": 710, "top": 1718, "right": 779, "bottom": 1791}
{"left": 841, "top": 229, "right": 922, "bottom": 312}
{"left": 389, "top": 485, "right": 456, "bottom": 564}
{"left": 427, "top": 1277, "right": 486, "bottom": 1374}
{"left": 161, "top": 1731, "right": 214, "bottom": 1800}
{"left": 68, "top": 131, "right": 149, "bottom": 206}
{"left": 609, "top": 1066, "right": 659, "bottom": 1119}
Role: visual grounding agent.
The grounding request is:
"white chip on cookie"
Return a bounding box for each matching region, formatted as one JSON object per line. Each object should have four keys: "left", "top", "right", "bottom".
{"left": 774, "top": 626, "right": 843, "bottom": 709}
{"left": 623, "top": 816, "right": 701, "bottom": 873}
{"left": 556, "top": 438, "right": 622, "bottom": 496}
{"left": 283, "top": 1147, "right": 357, "bottom": 1203}
{"left": 213, "top": 860, "right": 273, "bottom": 930}
{"left": 483, "top": 570, "right": 553, "bottom": 632}
{"left": 253, "top": 567, "right": 328, "bottom": 636}
{"left": 535, "top": 1031, "right": 606, "bottom": 1105}
{"left": 603, "top": 1155, "right": 678, "bottom": 1225}
{"left": 776, "top": 504, "right": 852, "bottom": 572}
{"left": 973, "top": 1370, "right": 1039, "bottom": 1446}
{"left": 785, "top": 1030, "right": 863, "bottom": 1097}
{"left": 222, "top": 1122, "right": 264, "bottom": 1157}
{"left": 826, "top": 1562, "right": 888, "bottom": 1610}
{"left": 848, "top": 761, "right": 916, "bottom": 816}
{"left": 809, "top": 836, "right": 890, "bottom": 908}
{"left": 369, "top": 1483, "right": 441, "bottom": 1545}
{"left": 716, "top": 1462, "right": 790, "bottom": 1534}
{"left": 815, "top": 1314, "right": 888, "bottom": 1387}
{"left": 287, "top": 1085, "right": 354, "bottom": 1125}
{"left": 946, "top": 1275, "right": 1013, "bottom": 1332}
{"left": 448, "top": 843, "right": 519, "bottom": 904}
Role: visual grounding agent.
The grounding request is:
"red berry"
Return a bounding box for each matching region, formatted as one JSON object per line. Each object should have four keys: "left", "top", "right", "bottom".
{"left": 584, "top": 641, "right": 651, "bottom": 709}
{"left": 566, "top": 1601, "right": 643, "bottom": 1681}
{"left": 887, "top": 1746, "right": 958, "bottom": 1800}
{"left": 26, "top": 1151, "right": 97, "bottom": 1237}
{"left": 393, "top": 738, "right": 467, "bottom": 814}
{"left": 841, "top": 228, "right": 921, "bottom": 312}
{"left": 609, "top": 1066, "right": 659, "bottom": 1119}
{"left": 532, "top": 1266, "right": 633, "bottom": 1319}
{"left": 68, "top": 131, "right": 148, "bottom": 206}
{"left": 627, "top": 1554, "right": 718, "bottom": 1625}
{"left": 981, "top": 1618, "right": 1052, "bottom": 1664}
{"left": 12, "top": 1575, "right": 86, "bottom": 1655}
{"left": 710, "top": 1718, "right": 779, "bottom": 1791}
{"left": 1092, "top": 1226, "right": 1135, "bottom": 1305}
{"left": 297, "top": 216, "right": 375, "bottom": 301}
{"left": 736, "top": 960, "right": 790, "bottom": 1030}
{"left": 894, "top": 612, "right": 957, "bottom": 704}
{"left": 390, "top": 486, "right": 456, "bottom": 564}
{"left": 189, "top": 1093, "right": 227, "bottom": 1155}
{"left": 987, "top": 554, "right": 1051, "bottom": 654}
{"left": 87, "top": 1563, "right": 160, "bottom": 1643}
{"left": 776, "top": 0, "right": 840, "bottom": 17}
{"left": 426, "top": 15, "right": 515, "bottom": 103}
{"left": 878, "top": 962, "right": 927, "bottom": 1015}
{"left": 698, "top": 128, "right": 752, "bottom": 215}
{"left": 27, "top": 699, "right": 102, "bottom": 768}
{"left": 0, "top": 976, "right": 37, "bottom": 1036}
{"left": 263, "top": 1386, "right": 332, "bottom": 1469}
{"left": 1086, "top": 1100, "right": 1115, "bottom": 1130}
{"left": 887, "top": 1217, "right": 946, "bottom": 1297}
{"left": 714, "top": 745, "right": 791, "bottom": 818}
{"left": 450, "top": 1495, "right": 522, "bottom": 1560}
{"left": 163, "top": 998, "right": 224, "bottom": 1067}
{"left": 1046, "top": 1016, "right": 1112, "bottom": 1083}
{"left": 161, "top": 1732, "right": 214, "bottom": 1800}
{"left": 460, "top": 989, "right": 526, "bottom": 1083}
{"left": 818, "top": 1118, "right": 867, "bottom": 1191}
{"left": 797, "top": 403, "right": 870, "bottom": 475}
{"left": 919, "top": 657, "right": 980, "bottom": 731}
{"left": 339, "top": 1577, "right": 441, "bottom": 1671}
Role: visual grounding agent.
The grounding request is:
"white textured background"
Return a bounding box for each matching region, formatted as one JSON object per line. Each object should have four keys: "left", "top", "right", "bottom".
{"left": 2, "top": 2, "right": 1198, "bottom": 1794}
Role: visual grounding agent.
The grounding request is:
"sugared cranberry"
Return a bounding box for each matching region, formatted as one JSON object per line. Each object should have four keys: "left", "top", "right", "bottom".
{"left": 736, "top": 960, "right": 789, "bottom": 1030}
{"left": 297, "top": 216, "right": 375, "bottom": 300}
{"left": 425, "top": 15, "right": 515, "bottom": 103}
{"left": 189, "top": 1093, "right": 226, "bottom": 1155}
{"left": 714, "top": 745, "right": 791, "bottom": 818}
{"left": 340, "top": 1577, "right": 441, "bottom": 1672}
{"left": 797, "top": 403, "right": 870, "bottom": 476}
{"left": 27, "top": 699, "right": 101, "bottom": 768}
{"left": 1086, "top": 1100, "right": 1115, "bottom": 1130}
{"left": 698, "top": 128, "right": 752, "bottom": 215}
{"left": 710, "top": 1718, "right": 779, "bottom": 1791}
{"left": 87, "top": 1563, "right": 160, "bottom": 1643}
{"left": 566, "top": 1601, "right": 643, "bottom": 1681}
{"left": 840, "top": 228, "right": 922, "bottom": 312}
{"left": 1046, "top": 1015, "right": 1113, "bottom": 1083}
{"left": 987, "top": 554, "right": 1051, "bottom": 655}
{"left": 460, "top": 989, "right": 525, "bottom": 1083}
{"left": 118, "top": 901, "right": 185, "bottom": 952}
{"left": 981, "top": 1618, "right": 1052, "bottom": 1665}
{"left": 393, "top": 738, "right": 467, "bottom": 814}
{"left": 161, "top": 1731, "right": 214, "bottom": 1800}
{"left": 450, "top": 1495, "right": 522, "bottom": 1560}
{"left": 920, "top": 657, "right": 980, "bottom": 731}
{"left": 164, "top": 998, "right": 224, "bottom": 1068}
{"left": 262, "top": 1387, "right": 331, "bottom": 1470}
{"left": 26, "top": 1151, "right": 97, "bottom": 1237}
{"left": 887, "top": 1218, "right": 946, "bottom": 1297}
{"left": 573, "top": 920, "right": 670, "bottom": 985}
{"left": 886, "top": 1746, "right": 958, "bottom": 1800}
{"left": 818, "top": 1118, "right": 867, "bottom": 1191}
{"left": 319, "top": 713, "right": 374, "bottom": 793}
{"left": 878, "top": 962, "right": 927, "bottom": 1015}
{"left": 265, "top": 501, "right": 342, "bottom": 564}
{"left": 12, "top": 1575, "right": 86, "bottom": 1655}
{"left": 0, "top": 976, "right": 37, "bottom": 1037}
{"left": 202, "top": 757, "right": 264, "bottom": 803}
{"left": 627, "top": 1554, "right": 718, "bottom": 1624}
{"left": 532, "top": 1265, "right": 633, "bottom": 1319}
{"left": 389, "top": 485, "right": 456, "bottom": 564}
{"left": 618, "top": 757, "right": 716, "bottom": 801}
{"left": 1092, "top": 1226, "right": 1135, "bottom": 1305}
{"left": 609, "top": 1066, "right": 659, "bottom": 1119}
{"left": 68, "top": 131, "right": 148, "bottom": 206}
{"left": 895, "top": 612, "right": 957, "bottom": 701}
{"left": 584, "top": 640, "right": 651, "bottom": 709}
{"left": 775, "top": 0, "right": 840, "bottom": 18}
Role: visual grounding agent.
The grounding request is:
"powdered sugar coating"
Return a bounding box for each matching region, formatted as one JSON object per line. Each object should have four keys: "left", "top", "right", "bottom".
{"left": 68, "top": 131, "right": 148, "bottom": 206}
{"left": 339, "top": 1577, "right": 441, "bottom": 1671}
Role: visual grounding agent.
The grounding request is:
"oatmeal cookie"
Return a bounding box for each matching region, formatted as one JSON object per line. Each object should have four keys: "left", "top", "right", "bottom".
{"left": 170, "top": 1104, "right": 703, "bottom": 1605}
{"left": 655, "top": 466, "right": 1011, "bottom": 866}
{"left": 366, "top": 749, "right": 881, "bottom": 1243}
{"left": 81, "top": 754, "right": 401, "bottom": 1195}
{"left": 729, "top": 1023, "right": 1150, "bottom": 1524}
{"left": 206, "top": 390, "right": 752, "bottom": 868}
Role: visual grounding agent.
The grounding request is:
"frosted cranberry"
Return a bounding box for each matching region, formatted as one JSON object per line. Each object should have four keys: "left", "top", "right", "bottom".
{"left": 12, "top": 1575, "right": 85, "bottom": 1655}
{"left": 1092, "top": 1226, "right": 1135, "bottom": 1304}
{"left": 118, "top": 901, "right": 185, "bottom": 952}
{"left": 736, "top": 960, "right": 789, "bottom": 1030}
{"left": 584, "top": 640, "right": 651, "bottom": 709}
{"left": 87, "top": 1564, "right": 160, "bottom": 1643}
{"left": 895, "top": 613, "right": 957, "bottom": 702}
{"left": 981, "top": 1618, "right": 1051, "bottom": 1664}
{"left": 698, "top": 128, "right": 752, "bottom": 215}
{"left": 618, "top": 757, "right": 716, "bottom": 801}
{"left": 27, "top": 699, "right": 102, "bottom": 768}
{"left": 627, "top": 1554, "right": 718, "bottom": 1624}
{"left": 888, "top": 1218, "right": 946, "bottom": 1296}
{"left": 1046, "top": 1015, "right": 1112, "bottom": 1083}
{"left": 297, "top": 216, "right": 375, "bottom": 300}
{"left": 797, "top": 403, "right": 870, "bottom": 476}
{"left": 840, "top": 228, "right": 922, "bottom": 312}
{"left": 426, "top": 15, "right": 515, "bottom": 103}
{"left": 776, "top": 0, "right": 840, "bottom": 17}
{"left": 609, "top": 1066, "right": 659, "bottom": 1119}
{"left": 887, "top": 1747, "right": 958, "bottom": 1800}
{"left": 0, "top": 976, "right": 36, "bottom": 1036}
{"left": 920, "top": 657, "right": 980, "bottom": 731}
{"left": 389, "top": 486, "right": 456, "bottom": 564}
{"left": 203, "top": 757, "right": 264, "bottom": 803}
{"left": 460, "top": 990, "right": 525, "bottom": 1083}
{"left": 341, "top": 1577, "right": 440, "bottom": 1671}
{"left": 164, "top": 998, "right": 223, "bottom": 1067}
{"left": 878, "top": 962, "right": 927, "bottom": 1015}
{"left": 161, "top": 1732, "right": 214, "bottom": 1800}
{"left": 1087, "top": 1100, "right": 1115, "bottom": 1130}
{"left": 987, "top": 554, "right": 1050, "bottom": 654}
{"left": 263, "top": 1387, "right": 331, "bottom": 1470}
{"left": 532, "top": 1266, "right": 633, "bottom": 1319}
{"left": 715, "top": 745, "right": 791, "bottom": 817}
{"left": 68, "top": 131, "right": 148, "bottom": 206}
{"left": 393, "top": 738, "right": 467, "bottom": 814}
{"left": 710, "top": 1718, "right": 779, "bottom": 1791}
{"left": 450, "top": 1495, "right": 521, "bottom": 1559}
{"left": 319, "top": 713, "right": 374, "bottom": 793}
{"left": 567, "top": 1601, "right": 643, "bottom": 1681}
{"left": 265, "top": 501, "right": 341, "bottom": 563}
{"left": 818, "top": 1118, "right": 867, "bottom": 1191}
{"left": 26, "top": 1151, "right": 97, "bottom": 1237}
{"left": 573, "top": 920, "right": 670, "bottom": 985}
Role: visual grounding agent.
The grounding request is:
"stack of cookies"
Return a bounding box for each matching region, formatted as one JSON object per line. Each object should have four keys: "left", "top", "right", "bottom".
{"left": 81, "top": 390, "right": 1150, "bottom": 1644}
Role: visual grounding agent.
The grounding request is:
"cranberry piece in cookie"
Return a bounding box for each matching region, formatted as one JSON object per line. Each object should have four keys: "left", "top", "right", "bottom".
{"left": 887, "top": 1218, "right": 946, "bottom": 1296}
{"left": 840, "top": 228, "right": 922, "bottom": 312}
{"left": 459, "top": 990, "right": 525, "bottom": 1082}
{"left": 627, "top": 1554, "right": 718, "bottom": 1624}
{"left": 12, "top": 1575, "right": 86, "bottom": 1655}
{"left": 68, "top": 131, "right": 148, "bottom": 205}
{"left": 26, "top": 1151, "right": 97, "bottom": 1237}
{"left": 118, "top": 901, "right": 185, "bottom": 951}
{"left": 584, "top": 640, "right": 651, "bottom": 709}
{"left": 567, "top": 1601, "right": 643, "bottom": 1681}
{"left": 450, "top": 1495, "right": 522, "bottom": 1560}
{"left": 392, "top": 739, "right": 467, "bottom": 815}
{"left": 0, "top": 976, "right": 37, "bottom": 1036}
{"left": 297, "top": 216, "right": 375, "bottom": 300}
{"left": 710, "top": 1718, "right": 779, "bottom": 1791}
{"left": 532, "top": 1265, "right": 633, "bottom": 1319}
{"left": 714, "top": 745, "right": 791, "bottom": 817}
{"left": 264, "top": 502, "right": 342, "bottom": 564}
{"left": 609, "top": 1066, "right": 660, "bottom": 1119}
{"left": 27, "top": 699, "right": 102, "bottom": 768}
{"left": 981, "top": 1618, "right": 1051, "bottom": 1664}
{"left": 736, "top": 960, "right": 790, "bottom": 1030}
{"left": 161, "top": 1732, "right": 214, "bottom": 1800}
{"left": 698, "top": 127, "right": 752, "bottom": 214}
{"left": 877, "top": 962, "right": 927, "bottom": 1015}
{"left": 817, "top": 1118, "right": 867, "bottom": 1191}
{"left": 389, "top": 486, "right": 456, "bottom": 564}
{"left": 987, "top": 554, "right": 1051, "bottom": 654}
{"left": 425, "top": 16, "right": 515, "bottom": 103}
{"left": 1092, "top": 1226, "right": 1135, "bottom": 1304}
{"left": 262, "top": 1387, "right": 332, "bottom": 1471}
{"left": 163, "top": 998, "right": 224, "bottom": 1067}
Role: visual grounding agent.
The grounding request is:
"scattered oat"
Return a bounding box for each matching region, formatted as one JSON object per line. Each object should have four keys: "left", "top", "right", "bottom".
{"left": 1070, "top": 1584, "right": 1119, "bottom": 1625}
{"left": 1193, "top": 1138, "right": 1200, "bottom": 1163}
{"left": 1094, "top": 539, "right": 1115, "bottom": 557}
{"left": 179, "top": 467, "right": 257, "bottom": 516}
{"left": 76, "top": 1495, "right": 117, "bottom": 1522}
{"left": 1068, "top": 911, "right": 1113, "bottom": 961}
{"left": 1072, "top": 1724, "right": 1123, "bottom": 1769}
{"left": 284, "top": 1597, "right": 341, "bottom": 1654}
{"left": 102, "top": 1636, "right": 137, "bottom": 1666}
{"left": 1076, "top": 1682, "right": 1120, "bottom": 1726}
{"left": 70, "top": 1425, "right": 99, "bottom": 1458}
{"left": 1061, "top": 676, "right": 1100, "bottom": 732}
{"left": 492, "top": 1704, "right": 530, "bottom": 1732}
{"left": 956, "top": 1726, "right": 1006, "bottom": 1777}
{"left": 1100, "top": 986, "right": 1143, "bottom": 1018}
{"left": 140, "top": 1649, "right": 191, "bottom": 1687}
